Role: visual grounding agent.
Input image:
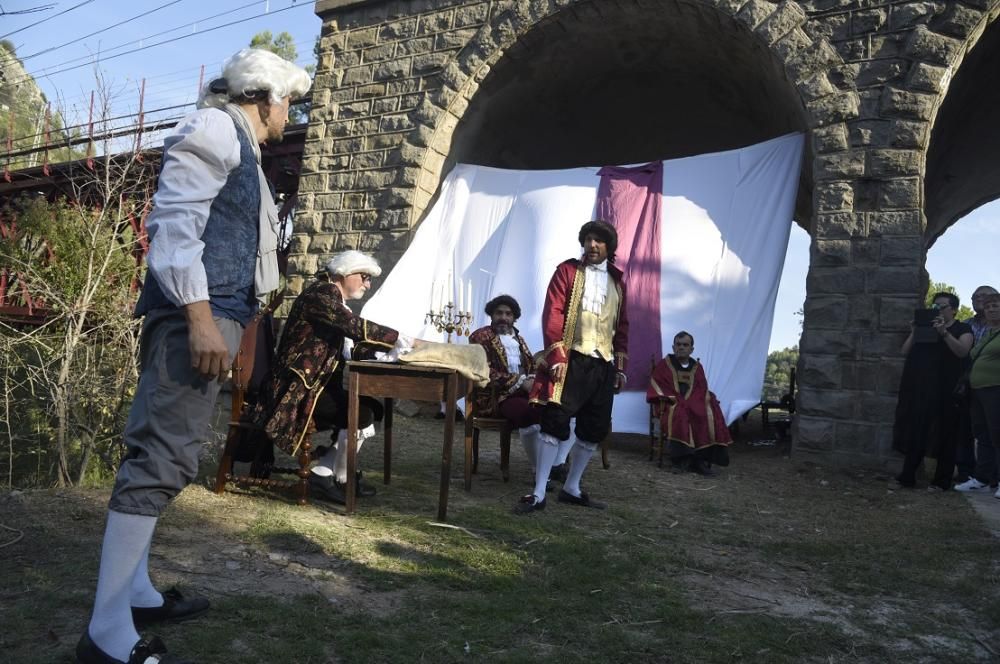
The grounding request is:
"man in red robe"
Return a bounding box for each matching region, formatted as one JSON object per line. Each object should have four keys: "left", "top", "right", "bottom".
{"left": 518, "top": 220, "right": 629, "bottom": 513}
{"left": 647, "top": 331, "right": 731, "bottom": 475}
{"left": 468, "top": 294, "right": 542, "bottom": 470}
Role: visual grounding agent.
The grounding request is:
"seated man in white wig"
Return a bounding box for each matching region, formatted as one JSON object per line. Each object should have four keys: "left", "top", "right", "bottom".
{"left": 251, "top": 250, "right": 414, "bottom": 504}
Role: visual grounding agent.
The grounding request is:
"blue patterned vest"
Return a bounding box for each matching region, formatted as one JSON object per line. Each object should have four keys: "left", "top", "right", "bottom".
{"left": 135, "top": 115, "right": 260, "bottom": 324}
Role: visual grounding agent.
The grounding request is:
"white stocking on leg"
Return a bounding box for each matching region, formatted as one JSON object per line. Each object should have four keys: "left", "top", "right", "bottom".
{"left": 129, "top": 538, "right": 164, "bottom": 609}
{"left": 519, "top": 424, "right": 541, "bottom": 472}
{"left": 88, "top": 510, "right": 157, "bottom": 661}
{"left": 311, "top": 430, "right": 344, "bottom": 478}
{"left": 555, "top": 431, "right": 575, "bottom": 466}
{"left": 563, "top": 439, "right": 598, "bottom": 498}
{"left": 333, "top": 424, "right": 374, "bottom": 483}
{"left": 532, "top": 433, "right": 560, "bottom": 501}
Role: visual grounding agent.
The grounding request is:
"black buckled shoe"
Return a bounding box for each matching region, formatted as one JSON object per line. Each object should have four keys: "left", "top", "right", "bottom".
{"left": 351, "top": 471, "right": 377, "bottom": 497}
{"left": 76, "top": 632, "right": 193, "bottom": 664}
{"left": 556, "top": 489, "right": 607, "bottom": 510}
{"left": 308, "top": 473, "right": 347, "bottom": 505}
{"left": 512, "top": 494, "right": 545, "bottom": 514}
{"left": 132, "top": 587, "right": 209, "bottom": 626}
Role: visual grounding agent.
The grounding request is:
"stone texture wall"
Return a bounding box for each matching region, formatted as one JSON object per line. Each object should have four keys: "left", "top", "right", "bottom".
{"left": 298, "top": 0, "right": 1000, "bottom": 467}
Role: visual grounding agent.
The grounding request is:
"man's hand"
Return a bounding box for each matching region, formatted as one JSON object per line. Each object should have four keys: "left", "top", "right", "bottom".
{"left": 183, "top": 301, "right": 230, "bottom": 382}
{"left": 614, "top": 371, "right": 626, "bottom": 394}
{"left": 550, "top": 363, "right": 568, "bottom": 382}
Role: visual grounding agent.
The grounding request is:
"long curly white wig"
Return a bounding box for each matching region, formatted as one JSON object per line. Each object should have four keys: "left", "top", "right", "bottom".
{"left": 197, "top": 48, "right": 311, "bottom": 109}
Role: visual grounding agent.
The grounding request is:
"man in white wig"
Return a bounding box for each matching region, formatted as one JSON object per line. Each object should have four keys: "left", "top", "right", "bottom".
{"left": 77, "top": 48, "right": 311, "bottom": 664}
{"left": 250, "top": 250, "right": 414, "bottom": 505}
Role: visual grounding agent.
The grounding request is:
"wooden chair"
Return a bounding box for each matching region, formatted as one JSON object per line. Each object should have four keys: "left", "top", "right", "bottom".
{"left": 648, "top": 355, "right": 667, "bottom": 466}
{"left": 759, "top": 367, "right": 796, "bottom": 429}
{"left": 465, "top": 385, "right": 512, "bottom": 487}
{"left": 214, "top": 298, "right": 317, "bottom": 505}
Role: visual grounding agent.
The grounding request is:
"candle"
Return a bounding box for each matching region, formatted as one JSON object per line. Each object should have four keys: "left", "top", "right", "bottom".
{"left": 466, "top": 280, "right": 472, "bottom": 314}
{"left": 458, "top": 278, "right": 464, "bottom": 312}
{"left": 429, "top": 280, "right": 436, "bottom": 311}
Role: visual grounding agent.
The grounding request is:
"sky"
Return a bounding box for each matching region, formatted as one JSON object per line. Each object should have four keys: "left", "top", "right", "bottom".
{"left": 4, "top": 0, "right": 996, "bottom": 354}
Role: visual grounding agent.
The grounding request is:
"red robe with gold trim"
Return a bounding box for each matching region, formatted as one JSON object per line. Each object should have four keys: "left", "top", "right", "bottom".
{"left": 529, "top": 258, "right": 629, "bottom": 405}
{"left": 646, "top": 355, "right": 731, "bottom": 449}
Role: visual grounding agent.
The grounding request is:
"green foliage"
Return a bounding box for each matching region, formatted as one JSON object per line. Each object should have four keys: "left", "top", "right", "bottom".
{"left": 926, "top": 280, "right": 974, "bottom": 321}
{"left": 1, "top": 195, "right": 145, "bottom": 488}
{"left": 762, "top": 346, "right": 798, "bottom": 401}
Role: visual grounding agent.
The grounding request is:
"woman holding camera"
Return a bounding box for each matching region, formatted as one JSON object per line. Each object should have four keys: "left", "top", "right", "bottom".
{"left": 892, "top": 292, "right": 974, "bottom": 490}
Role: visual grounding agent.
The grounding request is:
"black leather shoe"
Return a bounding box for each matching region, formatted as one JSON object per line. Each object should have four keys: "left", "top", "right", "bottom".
{"left": 512, "top": 494, "right": 545, "bottom": 514}
{"left": 557, "top": 489, "right": 607, "bottom": 510}
{"left": 309, "top": 473, "right": 346, "bottom": 505}
{"left": 132, "top": 587, "right": 209, "bottom": 626}
{"left": 76, "top": 632, "right": 193, "bottom": 663}
{"left": 690, "top": 459, "right": 717, "bottom": 477}
{"left": 548, "top": 463, "right": 568, "bottom": 483}
{"left": 334, "top": 472, "right": 376, "bottom": 498}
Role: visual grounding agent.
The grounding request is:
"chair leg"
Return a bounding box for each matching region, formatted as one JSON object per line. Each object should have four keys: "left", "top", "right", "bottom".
{"left": 500, "top": 429, "right": 511, "bottom": 482}
{"left": 295, "top": 436, "right": 313, "bottom": 506}
{"left": 472, "top": 429, "right": 480, "bottom": 474}
{"left": 214, "top": 427, "right": 240, "bottom": 495}
{"left": 601, "top": 436, "right": 610, "bottom": 470}
{"left": 657, "top": 435, "right": 665, "bottom": 468}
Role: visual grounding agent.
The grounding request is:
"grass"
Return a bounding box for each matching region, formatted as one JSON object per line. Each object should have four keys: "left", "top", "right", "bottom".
{"left": 1, "top": 412, "right": 998, "bottom": 663}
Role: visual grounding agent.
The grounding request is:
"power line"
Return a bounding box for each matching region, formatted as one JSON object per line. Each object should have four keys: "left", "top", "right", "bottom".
{"left": 0, "top": 3, "right": 56, "bottom": 15}
{"left": 17, "top": 0, "right": 301, "bottom": 80}
{"left": 0, "top": 0, "right": 94, "bottom": 40}
{"left": 12, "top": 1, "right": 184, "bottom": 63}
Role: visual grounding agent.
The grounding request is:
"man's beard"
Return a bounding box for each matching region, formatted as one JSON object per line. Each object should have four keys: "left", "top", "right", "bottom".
{"left": 493, "top": 323, "right": 512, "bottom": 334}
{"left": 267, "top": 125, "right": 285, "bottom": 143}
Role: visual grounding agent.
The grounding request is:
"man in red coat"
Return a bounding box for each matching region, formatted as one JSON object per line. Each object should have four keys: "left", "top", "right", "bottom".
{"left": 468, "top": 295, "right": 542, "bottom": 467}
{"left": 647, "top": 331, "right": 731, "bottom": 475}
{"left": 518, "top": 220, "right": 629, "bottom": 513}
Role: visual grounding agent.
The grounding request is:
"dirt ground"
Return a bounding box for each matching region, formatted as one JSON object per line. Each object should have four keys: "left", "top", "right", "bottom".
{"left": 2, "top": 411, "right": 999, "bottom": 663}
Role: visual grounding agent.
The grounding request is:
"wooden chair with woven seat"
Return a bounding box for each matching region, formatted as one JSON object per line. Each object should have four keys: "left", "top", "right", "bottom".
{"left": 213, "top": 299, "right": 317, "bottom": 505}
{"left": 463, "top": 384, "right": 512, "bottom": 489}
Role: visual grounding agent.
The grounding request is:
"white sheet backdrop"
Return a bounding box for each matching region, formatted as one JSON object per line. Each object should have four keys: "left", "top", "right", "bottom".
{"left": 362, "top": 133, "right": 804, "bottom": 433}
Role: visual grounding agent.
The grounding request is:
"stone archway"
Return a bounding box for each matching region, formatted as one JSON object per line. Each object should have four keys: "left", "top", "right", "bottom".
{"left": 925, "top": 13, "right": 1000, "bottom": 247}
{"left": 403, "top": 0, "right": 838, "bottom": 228}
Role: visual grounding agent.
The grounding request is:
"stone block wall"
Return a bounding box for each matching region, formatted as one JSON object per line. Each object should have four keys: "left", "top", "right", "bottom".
{"left": 296, "top": 0, "right": 1000, "bottom": 467}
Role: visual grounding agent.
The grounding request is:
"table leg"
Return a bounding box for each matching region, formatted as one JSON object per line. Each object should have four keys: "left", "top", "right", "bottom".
{"left": 463, "top": 388, "right": 474, "bottom": 491}
{"left": 383, "top": 397, "right": 393, "bottom": 485}
{"left": 438, "top": 374, "right": 458, "bottom": 521}
{"left": 346, "top": 371, "right": 360, "bottom": 515}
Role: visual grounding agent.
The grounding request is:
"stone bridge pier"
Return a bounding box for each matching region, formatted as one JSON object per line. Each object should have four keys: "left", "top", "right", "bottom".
{"left": 295, "top": 0, "right": 1000, "bottom": 467}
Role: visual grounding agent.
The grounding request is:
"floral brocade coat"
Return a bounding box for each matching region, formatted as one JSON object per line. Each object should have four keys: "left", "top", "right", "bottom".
{"left": 468, "top": 325, "right": 535, "bottom": 416}
{"left": 250, "top": 279, "right": 398, "bottom": 455}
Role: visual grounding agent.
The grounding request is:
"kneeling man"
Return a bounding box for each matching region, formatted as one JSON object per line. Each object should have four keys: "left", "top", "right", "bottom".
{"left": 251, "top": 250, "right": 411, "bottom": 503}
{"left": 647, "top": 331, "right": 732, "bottom": 475}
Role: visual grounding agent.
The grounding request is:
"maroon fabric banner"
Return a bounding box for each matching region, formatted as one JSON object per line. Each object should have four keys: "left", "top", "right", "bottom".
{"left": 595, "top": 161, "right": 663, "bottom": 390}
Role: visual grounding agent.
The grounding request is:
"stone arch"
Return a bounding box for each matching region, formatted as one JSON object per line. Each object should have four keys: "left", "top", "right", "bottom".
{"left": 922, "top": 4, "right": 1000, "bottom": 246}
{"left": 393, "top": 0, "right": 853, "bottom": 230}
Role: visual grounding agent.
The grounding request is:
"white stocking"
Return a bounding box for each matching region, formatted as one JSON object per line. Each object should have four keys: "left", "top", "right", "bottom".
{"left": 532, "top": 433, "right": 560, "bottom": 501}
{"left": 333, "top": 424, "right": 374, "bottom": 483}
{"left": 563, "top": 439, "right": 598, "bottom": 497}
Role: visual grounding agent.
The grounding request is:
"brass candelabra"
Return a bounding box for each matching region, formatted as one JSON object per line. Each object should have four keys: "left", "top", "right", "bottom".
{"left": 425, "top": 302, "right": 472, "bottom": 343}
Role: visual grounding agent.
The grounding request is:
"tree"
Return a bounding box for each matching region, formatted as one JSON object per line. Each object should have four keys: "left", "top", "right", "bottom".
{"left": 248, "top": 31, "right": 311, "bottom": 124}
{"left": 0, "top": 82, "right": 158, "bottom": 488}
{"left": 762, "top": 346, "right": 798, "bottom": 402}
{"left": 926, "top": 281, "right": 974, "bottom": 321}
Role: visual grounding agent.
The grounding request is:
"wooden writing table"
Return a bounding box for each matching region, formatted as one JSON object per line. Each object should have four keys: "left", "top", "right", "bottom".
{"left": 344, "top": 361, "right": 469, "bottom": 520}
